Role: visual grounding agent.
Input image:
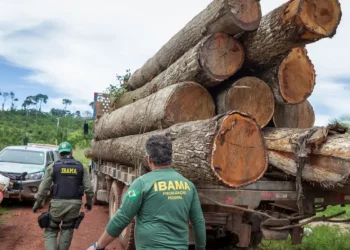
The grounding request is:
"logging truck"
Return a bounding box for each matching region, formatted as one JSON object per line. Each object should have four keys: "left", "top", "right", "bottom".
{"left": 88, "top": 93, "right": 350, "bottom": 249}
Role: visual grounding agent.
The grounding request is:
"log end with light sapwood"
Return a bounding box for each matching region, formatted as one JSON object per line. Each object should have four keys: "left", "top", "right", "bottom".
{"left": 278, "top": 47, "right": 315, "bottom": 104}
{"left": 216, "top": 77, "right": 274, "bottom": 128}
{"left": 163, "top": 82, "right": 215, "bottom": 126}
{"left": 273, "top": 100, "right": 315, "bottom": 128}
{"left": 242, "top": 0, "right": 342, "bottom": 66}
{"left": 285, "top": 0, "right": 342, "bottom": 40}
{"left": 211, "top": 112, "right": 267, "bottom": 187}
{"left": 259, "top": 47, "right": 316, "bottom": 105}
{"left": 199, "top": 33, "right": 245, "bottom": 84}
{"left": 214, "top": 0, "right": 262, "bottom": 33}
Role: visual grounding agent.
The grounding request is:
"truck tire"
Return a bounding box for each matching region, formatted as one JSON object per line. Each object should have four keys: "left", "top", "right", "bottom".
{"left": 109, "top": 181, "right": 122, "bottom": 219}
{"left": 119, "top": 184, "right": 136, "bottom": 250}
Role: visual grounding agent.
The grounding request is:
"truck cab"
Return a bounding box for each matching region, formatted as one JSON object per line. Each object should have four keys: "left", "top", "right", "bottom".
{"left": 0, "top": 145, "right": 56, "bottom": 201}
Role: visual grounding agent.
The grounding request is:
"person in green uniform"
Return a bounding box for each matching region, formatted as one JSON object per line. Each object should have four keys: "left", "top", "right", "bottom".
{"left": 33, "top": 141, "right": 94, "bottom": 250}
{"left": 87, "top": 135, "right": 206, "bottom": 250}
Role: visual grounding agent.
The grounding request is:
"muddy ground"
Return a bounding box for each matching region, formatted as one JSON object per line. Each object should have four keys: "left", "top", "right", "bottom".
{"left": 0, "top": 200, "right": 122, "bottom": 250}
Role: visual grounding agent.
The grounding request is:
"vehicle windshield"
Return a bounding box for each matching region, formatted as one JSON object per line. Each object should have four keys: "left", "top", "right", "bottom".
{"left": 0, "top": 149, "right": 44, "bottom": 165}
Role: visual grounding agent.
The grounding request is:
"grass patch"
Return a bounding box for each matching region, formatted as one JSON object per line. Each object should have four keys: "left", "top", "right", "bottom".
{"left": 259, "top": 225, "right": 350, "bottom": 250}
{"left": 316, "top": 205, "right": 350, "bottom": 219}
{"left": 73, "top": 147, "right": 90, "bottom": 167}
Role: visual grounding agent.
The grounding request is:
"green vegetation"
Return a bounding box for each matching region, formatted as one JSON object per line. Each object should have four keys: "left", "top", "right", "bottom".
{"left": 258, "top": 205, "right": 350, "bottom": 250}
{"left": 259, "top": 225, "right": 350, "bottom": 250}
{"left": 0, "top": 91, "right": 94, "bottom": 165}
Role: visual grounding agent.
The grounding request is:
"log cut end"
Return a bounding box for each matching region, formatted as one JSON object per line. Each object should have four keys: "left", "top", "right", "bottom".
{"left": 285, "top": 0, "right": 342, "bottom": 39}
{"left": 222, "top": 77, "right": 275, "bottom": 128}
{"left": 278, "top": 47, "right": 315, "bottom": 104}
{"left": 228, "top": 0, "right": 262, "bottom": 31}
{"left": 164, "top": 82, "right": 215, "bottom": 126}
{"left": 211, "top": 112, "right": 267, "bottom": 187}
{"left": 199, "top": 33, "right": 244, "bottom": 84}
{"left": 273, "top": 100, "right": 315, "bottom": 128}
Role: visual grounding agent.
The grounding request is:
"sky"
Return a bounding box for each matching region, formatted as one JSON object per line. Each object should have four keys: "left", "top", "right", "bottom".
{"left": 0, "top": 0, "right": 349, "bottom": 125}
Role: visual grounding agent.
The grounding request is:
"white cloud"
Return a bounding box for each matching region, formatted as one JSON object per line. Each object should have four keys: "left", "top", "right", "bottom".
{"left": 0, "top": 0, "right": 349, "bottom": 124}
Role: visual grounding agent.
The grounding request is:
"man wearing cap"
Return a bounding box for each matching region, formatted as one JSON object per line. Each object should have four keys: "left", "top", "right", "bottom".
{"left": 33, "top": 141, "right": 94, "bottom": 250}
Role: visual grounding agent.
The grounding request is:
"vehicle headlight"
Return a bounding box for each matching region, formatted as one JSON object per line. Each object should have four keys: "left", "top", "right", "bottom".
{"left": 26, "top": 172, "right": 45, "bottom": 180}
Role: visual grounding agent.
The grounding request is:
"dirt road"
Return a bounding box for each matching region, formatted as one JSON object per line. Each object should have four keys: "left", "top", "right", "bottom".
{"left": 0, "top": 200, "right": 122, "bottom": 250}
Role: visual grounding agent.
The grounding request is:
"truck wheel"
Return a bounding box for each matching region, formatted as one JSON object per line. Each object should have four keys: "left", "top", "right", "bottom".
{"left": 109, "top": 181, "right": 122, "bottom": 219}
{"left": 92, "top": 171, "right": 102, "bottom": 205}
{"left": 119, "top": 184, "right": 136, "bottom": 250}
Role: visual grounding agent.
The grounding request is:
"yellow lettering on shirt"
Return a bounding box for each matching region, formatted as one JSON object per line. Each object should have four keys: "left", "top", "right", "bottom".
{"left": 158, "top": 181, "right": 167, "bottom": 191}
{"left": 168, "top": 181, "right": 175, "bottom": 190}
{"left": 153, "top": 180, "right": 191, "bottom": 192}
{"left": 175, "top": 181, "right": 184, "bottom": 190}
{"left": 61, "top": 168, "right": 77, "bottom": 174}
{"left": 184, "top": 182, "right": 191, "bottom": 190}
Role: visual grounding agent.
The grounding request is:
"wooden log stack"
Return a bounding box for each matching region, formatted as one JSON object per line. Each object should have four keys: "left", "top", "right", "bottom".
{"left": 89, "top": 0, "right": 347, "bottom": 192}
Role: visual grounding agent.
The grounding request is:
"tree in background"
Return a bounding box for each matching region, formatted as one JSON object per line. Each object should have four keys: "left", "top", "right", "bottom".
{"left": 10, "top": 92, "right": 19, "bottom": 111}
{"left": 75, "top": 110, "right": 81, "bottom": 117}
{"left": 1, "top": 91, "right": 9, "bottom": 111}
{"left": 62, "top": 99, "right": 72, "bottom": 114}
{"left": 36, "top": 94, "right": 49, "bottom": 112}
{"left": 22, "top": 96, "right": 37, "bottom": 110}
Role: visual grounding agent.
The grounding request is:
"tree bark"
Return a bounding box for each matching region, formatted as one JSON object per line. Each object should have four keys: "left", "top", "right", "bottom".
{"left": 273, "top": 100, "right": 315, "bottom": 128}
{"left": 94, "top": 82, "right": 215, "bottom": 141}
{"left": 240, "top": 0, "right": 342, "bottom": 67}
{"left": 215, "top": 77, "right": 274, "bottom": 128}
{"left": 114, "top": 33, "right": 244, "bottom": 109}
{"left": 126, "top": 0, "right": 261, "bottom": 90}
{"left": 263, "top": 127, "right": 350, "bottom": 191}
{"left": 256, "top": 47, "right": 316, "bottom": 104}
{"left": 90, "top": 112, "right": 267, "bottom": 188}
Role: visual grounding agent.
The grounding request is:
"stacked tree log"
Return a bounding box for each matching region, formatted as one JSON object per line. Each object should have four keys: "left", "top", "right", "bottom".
{"left": 90, "top": 0, "right": 347, "bottom": 192}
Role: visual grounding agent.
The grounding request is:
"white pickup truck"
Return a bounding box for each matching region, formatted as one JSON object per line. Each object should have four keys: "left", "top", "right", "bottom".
{"left": 0, "top": 145, "right": 58, "bottom": 201}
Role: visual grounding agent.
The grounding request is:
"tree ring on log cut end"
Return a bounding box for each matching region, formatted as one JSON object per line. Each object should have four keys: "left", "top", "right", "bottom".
{"left": 211, "top": 112, "right": 267, "bottom": 187}
{"left": 273, "top": 100, "right": 315, "bottom": 128}
{"left": 164, "top": 82, "right": 215, "bottom": 127}
{"left": 278, "top": 47, "right": 315, "bottom": 104}
{"left": 225, "top": 77, "right": 275, "bottom": 128}
{"left": 285, "top": 0, "right": 341, "bottom": 39}
{"left": 227, "top": 0, "right": 262, "bottom": 31}
{"left": 199, "top": 33, "right": 244, "bottom": 82}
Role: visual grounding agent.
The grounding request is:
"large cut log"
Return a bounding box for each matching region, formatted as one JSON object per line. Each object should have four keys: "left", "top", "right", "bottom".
{"left": 273, "top": 100, "right": 315, "bottom": 128}
{"left": 127, "top": 0, "right": 261, "bottom": 90}
{"left": 94, "top": 82, "right": 215, "bottom": 141}
{"left": 240, "top": 0, "right": 342, "bottom": 67}
{"left": 263, "top": 126, "right": 350, "bottom": 192}
{"left": 114, "top": 33, "right": 244, "bottom": 109}
{"left": 215, "top": 77, "right": 274, "bottom": 128}
{"left": 91, "top": 112, "right": 267, "bottom": 188}
{"left": 256, "top": 47, "right": 315, "bottom": 104}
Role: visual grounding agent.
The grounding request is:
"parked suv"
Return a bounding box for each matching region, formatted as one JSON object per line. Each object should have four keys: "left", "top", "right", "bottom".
{"left": 0, "top": 145, "right": 56, "bottom": 201}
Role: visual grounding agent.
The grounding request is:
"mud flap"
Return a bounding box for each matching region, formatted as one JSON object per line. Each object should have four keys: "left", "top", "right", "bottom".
{"left": 261, "top": 218, "right": 290, "bottom": 241}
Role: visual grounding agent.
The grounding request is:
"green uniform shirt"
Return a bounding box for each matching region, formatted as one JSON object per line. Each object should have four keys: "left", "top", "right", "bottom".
{"left": 106, "top": 168, "right": 206, "bottom": 250}
{"left": 35, "top": 156, "right": 94, "bottom": 203}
